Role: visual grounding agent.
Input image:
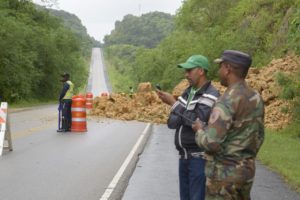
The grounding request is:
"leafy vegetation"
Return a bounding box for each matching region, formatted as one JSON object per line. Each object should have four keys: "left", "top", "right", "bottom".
{"left": 104, "top": 0, "right": 300, "bottom": 92}
{"left": 47, "top": 8, "right": 101, "bottom": 57}
{"left": 276, "top": 70, "right": 300, "bottom": 122}
{"left": 104, "top": 12, "right": 174, "bottom": 48}
{"left": 0, "top": 0, "right": 95, "bottom": 103}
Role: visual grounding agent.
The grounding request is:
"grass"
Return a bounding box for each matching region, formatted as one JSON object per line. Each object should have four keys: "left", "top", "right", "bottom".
{"left": 8, "top": 82, "right": 88, "bottom": 110}
{"left": 258, "top": 122, "right": 300, "bottom": 192}
{"left": 106, "top": 60, "right": 134, "bottom": 93}
{"left": 9, "top": 99, "right": 57, "bottom": 109}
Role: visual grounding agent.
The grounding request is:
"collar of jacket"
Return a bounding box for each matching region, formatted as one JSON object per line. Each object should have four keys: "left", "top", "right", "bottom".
{"left": 183, "top": 81, "right": 212, "bottom": 97}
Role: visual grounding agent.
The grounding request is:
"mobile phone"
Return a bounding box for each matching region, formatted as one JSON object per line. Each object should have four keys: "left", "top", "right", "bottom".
{"left": 173, "top": 110, "right": 195, "bottom": 124}
{"left": 155, "top": 84, "right": 162, "bottom": 90}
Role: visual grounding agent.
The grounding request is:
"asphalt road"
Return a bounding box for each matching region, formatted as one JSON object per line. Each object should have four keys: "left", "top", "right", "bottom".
{"left": 123, "top": 125, "right": 300, "bottom": 200}
{"left": 0, "top": 48, "right": 148, "bottom": 200}
{"left": 88, "top": 48, "right": 111, "bottom": 96}
{"left": 0, "top": 107, "right": 147, "bottom": 200}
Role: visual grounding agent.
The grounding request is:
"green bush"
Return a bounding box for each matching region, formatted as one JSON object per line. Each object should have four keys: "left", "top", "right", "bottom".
{"left": 105, "top": 0, "right": 300, "bottom": 93}
{"left": 0, "top": 0, "right": 91, "bottom": 102}
{"left": 276, "top": 70, "right": 300, "bottom": 122}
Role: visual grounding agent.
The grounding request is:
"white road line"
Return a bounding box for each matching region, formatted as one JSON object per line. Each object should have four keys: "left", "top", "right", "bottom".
{"left": 99, "top": 123, "right": 151, "bottom": 200}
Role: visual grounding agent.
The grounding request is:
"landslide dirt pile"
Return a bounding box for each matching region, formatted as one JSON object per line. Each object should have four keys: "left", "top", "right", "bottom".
{"left": 90, "top": 55, "right": 299, "bottom": 129}
{"left": 172, "top": 79, "right": 226, "bottom": 97}
{"left": 173, "top": 55, "right": 299, "bottom": 129}
{"left": 246, "top": 54, "right": 299, "bottom": 129}
{"left": 90, "top": 82, "right": 169, "bottom": 123}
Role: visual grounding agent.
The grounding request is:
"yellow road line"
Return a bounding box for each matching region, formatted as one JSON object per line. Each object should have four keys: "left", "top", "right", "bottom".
{"left": 12, "top": 122, "right": 56, "bottom": 140}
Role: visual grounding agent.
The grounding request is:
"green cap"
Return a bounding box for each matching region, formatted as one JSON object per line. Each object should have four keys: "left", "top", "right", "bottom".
{"left": 178, "top": 55, "right": 209, "bottom": 71}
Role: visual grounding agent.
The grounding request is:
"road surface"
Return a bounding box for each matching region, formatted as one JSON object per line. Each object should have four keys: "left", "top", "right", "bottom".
{"left": 88, "top": 48, "right": 111, "bottom": 96}
{"left": 0, "top": 48, "right": 147, "bottom": 200}
{"left": 122, "top": 125, "right": 300, "bottom": 200}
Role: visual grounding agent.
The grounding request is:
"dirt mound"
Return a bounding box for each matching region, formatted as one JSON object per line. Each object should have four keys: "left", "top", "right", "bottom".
{"left": 90, "top": 83, "right": 169, "bottom": 124}
{"left": 172, "top": 79, "right": 226, "bottom": 97}
{"left": 171, "top": 54, "right": 299, "bottom": 129}
{"left": 246, "top": 54, "right": 299, "bottom": 129}
{"left": 90, "top": 54, "right": 299, "bottom": 129}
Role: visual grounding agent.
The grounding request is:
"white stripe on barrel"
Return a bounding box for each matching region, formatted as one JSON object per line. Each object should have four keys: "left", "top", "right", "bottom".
{"left": 71, "top": 108, "right": 86, "bottom": 112}
{"left": 72, "top": 118, "right": 87, "bottom": 122}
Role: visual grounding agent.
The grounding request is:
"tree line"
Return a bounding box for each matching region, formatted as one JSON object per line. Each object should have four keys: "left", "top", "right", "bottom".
{"left": 104, "top": 0, "right": 299, "bottom": 120}
{"left": 0, "top": 0, "right": 96, "bottom": 102}
{"left": 105, "top": 0, "right": 300, "bottom": 90}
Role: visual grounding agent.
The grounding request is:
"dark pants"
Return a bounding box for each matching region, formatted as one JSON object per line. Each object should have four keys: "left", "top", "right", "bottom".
{"left": 179, "top": 157, "right": 206, "bottom": 200}
{"left": 61, "top": 99, "right": 72, "bottom": 131}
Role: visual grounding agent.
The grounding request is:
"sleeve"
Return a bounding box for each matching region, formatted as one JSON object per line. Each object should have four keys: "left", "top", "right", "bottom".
{"left": 168, "top": 91, "right": 219, "bottom": 129}
{"left": 183, "top": 92, "right": 219, "bottom": 126}
{"left": 167, "top": 100, "right": 186, "bottom": 129}
{"left": 195, "top": 101, "right": 233, "bottom": 153}
{"left": 59, "top": 83, "right": 70, "bottom": 101}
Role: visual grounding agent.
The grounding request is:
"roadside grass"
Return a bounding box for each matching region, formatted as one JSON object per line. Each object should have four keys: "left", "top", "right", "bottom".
{"left": 106, "top": 61, "right": 134, "bottom": 93}
{"left": 8, "top": 79, "right": 88, "bottom": 110}
{"left": 258, "top": 122, "right": 300, "bottom": 192}
{"left": 9, "top": 99, "right": 57, "bottom": 109}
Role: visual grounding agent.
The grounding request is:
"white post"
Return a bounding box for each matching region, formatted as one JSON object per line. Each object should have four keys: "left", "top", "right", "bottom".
{"left": 0, "top": 102, "right": 8, "bottom": 156}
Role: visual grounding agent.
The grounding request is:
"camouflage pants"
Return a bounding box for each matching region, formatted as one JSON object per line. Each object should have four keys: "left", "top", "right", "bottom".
{"left": 205, "top": 177, "right": 253, "bottom": 200}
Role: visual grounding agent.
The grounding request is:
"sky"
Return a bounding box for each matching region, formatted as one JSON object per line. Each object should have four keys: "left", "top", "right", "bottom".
{"left": 33, "top": 0, "right": 183, "bottom": 42}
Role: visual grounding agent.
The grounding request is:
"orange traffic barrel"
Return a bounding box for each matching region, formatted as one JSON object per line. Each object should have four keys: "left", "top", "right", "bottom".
{"left": 71, "top": 95, "right": 87, "bottom": 132}
{"left": 86, "top": 92, "right": 93, "bottom": 109}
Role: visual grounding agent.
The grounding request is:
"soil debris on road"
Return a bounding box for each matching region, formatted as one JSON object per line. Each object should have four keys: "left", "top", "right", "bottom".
{"left": 90, "top": 55, "right": 300, "bottom": 129}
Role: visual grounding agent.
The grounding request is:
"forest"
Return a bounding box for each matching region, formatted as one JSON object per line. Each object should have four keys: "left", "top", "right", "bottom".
{"left": 104, "top": 0, "right": 300, "bottom": 121}
{"left": 0, "top": 0, "right": 95, "bottom": 102}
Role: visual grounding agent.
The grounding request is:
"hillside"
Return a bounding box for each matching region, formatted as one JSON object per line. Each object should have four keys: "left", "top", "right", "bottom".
{"left": 47, "top": 8, "right": 101, "bottom": 54}
{"left": 0, "top": 0, "right": 92, "bottom": 102}
{"left": 105, "top": 0, "right": 300, "bottom": 91}
{"left": 103, "top": 11, "right": 176, "bottom": 92}
{"left": 104, "top": 11, "right": 174, "bottom": 48}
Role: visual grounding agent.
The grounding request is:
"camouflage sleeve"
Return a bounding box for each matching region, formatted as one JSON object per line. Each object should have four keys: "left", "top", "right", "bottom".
{"left": 195, "top": 101, "right": 233, "bottom": 153}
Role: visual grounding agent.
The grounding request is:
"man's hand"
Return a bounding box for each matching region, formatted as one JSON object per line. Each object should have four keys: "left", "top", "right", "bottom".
{"left": 192, "top": 118, "right": 203, "bottom": 132}
{"left": 156, "top": 90, "right": 176, "bottom": 106}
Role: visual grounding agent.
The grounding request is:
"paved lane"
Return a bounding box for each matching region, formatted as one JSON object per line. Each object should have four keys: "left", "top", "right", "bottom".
{"left": 88, "top": 48, "right": 111, "bottom": 96}
{"left": 0, "top": 48, "right": 146, "bottom": 200}
{"left": 1, "top": 106, "right": 147, "bottom": 200}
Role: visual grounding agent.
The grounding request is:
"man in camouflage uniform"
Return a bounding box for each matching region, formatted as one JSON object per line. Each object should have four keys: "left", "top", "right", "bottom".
{"left": 192, "top": 50, "right": 265, "bottom": 200}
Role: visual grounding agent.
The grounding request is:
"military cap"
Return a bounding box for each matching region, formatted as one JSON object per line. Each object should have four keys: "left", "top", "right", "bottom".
{"left": 214, "top": 50, "right": 252, "bottom": 68}
{"left": 178, "top": 55, "right": 210, "bottom": 71}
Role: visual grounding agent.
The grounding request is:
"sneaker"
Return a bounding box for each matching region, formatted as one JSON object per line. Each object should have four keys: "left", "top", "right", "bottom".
{"left": 57, "top": 129, "right": 66, "bottom": 132}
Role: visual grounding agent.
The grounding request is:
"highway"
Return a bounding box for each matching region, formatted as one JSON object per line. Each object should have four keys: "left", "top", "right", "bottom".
{"left": 0, "top": 48, "right": 147, "bottom": 200}
{"left": 88, "top": 48, "right": 111, "bottom": 96}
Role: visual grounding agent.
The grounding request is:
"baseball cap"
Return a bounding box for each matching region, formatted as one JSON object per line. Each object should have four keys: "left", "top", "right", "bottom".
{"left": 178, "top": 55, "right": 210, "bottom": 71}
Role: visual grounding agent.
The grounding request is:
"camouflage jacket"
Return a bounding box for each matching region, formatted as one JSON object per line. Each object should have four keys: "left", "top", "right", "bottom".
{"left": 195, "top": 81, "right": 264, "bottom": 181}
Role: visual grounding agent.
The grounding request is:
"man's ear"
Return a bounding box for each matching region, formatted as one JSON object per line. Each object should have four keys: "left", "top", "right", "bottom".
{"left": 199, "top": 68, "right": 205, "bottom": 75}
